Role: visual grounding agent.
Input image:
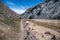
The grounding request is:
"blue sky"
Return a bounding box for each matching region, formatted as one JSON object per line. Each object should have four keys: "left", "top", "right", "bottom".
{"left": 1, "top": 0, "right": 45, "bottom": 14}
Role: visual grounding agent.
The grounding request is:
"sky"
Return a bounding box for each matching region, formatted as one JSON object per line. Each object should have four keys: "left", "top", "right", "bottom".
{"left": 1, "top": 0, "right": 45, "bottom": 14}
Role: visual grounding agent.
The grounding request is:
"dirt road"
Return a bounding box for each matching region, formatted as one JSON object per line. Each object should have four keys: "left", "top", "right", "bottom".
{"left": 20, "top": 19, "right": 60, "bottom": 40}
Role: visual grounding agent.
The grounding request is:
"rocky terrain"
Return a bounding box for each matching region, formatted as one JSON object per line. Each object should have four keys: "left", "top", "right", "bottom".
{"left": 0, "top": 0, "right": 60, "bottom": 40}
{"left": 21, "top": 0, "right": 60, "bottom": 19}
{"left": 20, "top": 0, "right": 60, "bottom": 40}
{"left": 20, "top": 19, "right": 60, "bottom": 40}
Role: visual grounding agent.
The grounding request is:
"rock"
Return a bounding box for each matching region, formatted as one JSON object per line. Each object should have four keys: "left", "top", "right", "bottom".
{"left": 21, "top": 0, "right": 60, "bottom": 19}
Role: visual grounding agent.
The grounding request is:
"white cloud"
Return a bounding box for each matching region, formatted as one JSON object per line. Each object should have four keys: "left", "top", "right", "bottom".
{"left": 10, "top": 6, "right": 27, "bottom": 14}
{"left": 13, "top": 9, "right": 26, "bottom": 14}
{"left": 11, "top": 7, "right": 26, "bottom": 14}
{"left": 7, "top": 2, "right": 14, "bottom": 5}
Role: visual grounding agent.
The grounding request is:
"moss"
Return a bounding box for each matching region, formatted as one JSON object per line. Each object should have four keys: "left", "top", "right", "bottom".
{"left": 14, "top": 21, "right": 20, "bottom": 30}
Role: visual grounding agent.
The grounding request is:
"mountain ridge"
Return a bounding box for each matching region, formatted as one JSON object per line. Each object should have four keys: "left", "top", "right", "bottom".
{"left": 21, "top": 0, "right": 60, "bottom": 19}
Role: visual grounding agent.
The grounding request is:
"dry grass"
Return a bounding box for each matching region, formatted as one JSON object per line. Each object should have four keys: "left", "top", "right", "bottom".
{"left": 30, "top": 20, "right": 60, "bottom": 30}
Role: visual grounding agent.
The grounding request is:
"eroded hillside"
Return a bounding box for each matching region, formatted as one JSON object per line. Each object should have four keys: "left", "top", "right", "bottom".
{"left": 0, "top": 2, "right": 20, "bottom": 30}
{"left": 0, "top": 2, "right": 21, "bottom": 40}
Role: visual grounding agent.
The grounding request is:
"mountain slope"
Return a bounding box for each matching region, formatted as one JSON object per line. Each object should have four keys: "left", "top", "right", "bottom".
{"left": 0, "top": 2, "right": 20, "bottom": 40}
{"left": 0, "top": 2, "right": 20, "bottom": 20}
{"left": 0, "top": 2, "right": 20, "bottom": 27}
{"left": 21, "top": 0, "right": 60, "bottom": 19}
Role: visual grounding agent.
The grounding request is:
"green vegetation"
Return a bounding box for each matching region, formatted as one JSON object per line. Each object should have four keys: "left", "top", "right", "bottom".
{"left": 3, "top": 16, "right": 20, "bottom": 30}
{"left": 0, "top": 16, "right": 20, "bottom": 30}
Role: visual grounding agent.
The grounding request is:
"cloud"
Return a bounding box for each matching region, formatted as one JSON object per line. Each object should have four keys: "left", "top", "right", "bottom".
{"left": 6, "top": 2, "right": 14, "bottom": 5}
{"left": 11, "top": 6, "right": 26, "bottom": 14}
{"left": 13, "top": 9, "right": 26, "bottom": 14}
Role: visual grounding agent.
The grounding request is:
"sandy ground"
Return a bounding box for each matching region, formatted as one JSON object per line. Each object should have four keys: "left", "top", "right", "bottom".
{"left": 20, "top": 19, "right": 60, "bottom": 40}
{"left": 0, "top": 19, "right": 60, "bottom": 40}
{"left": 26, "top": 21, "right": 60, "bottom": 39}
{"left": 0, "top": 22, "right": 20, "bottom": 40}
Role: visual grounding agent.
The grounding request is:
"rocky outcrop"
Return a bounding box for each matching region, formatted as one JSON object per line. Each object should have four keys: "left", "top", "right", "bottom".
{"left": 21, "top": 0, "right": 60, "bottom": 19}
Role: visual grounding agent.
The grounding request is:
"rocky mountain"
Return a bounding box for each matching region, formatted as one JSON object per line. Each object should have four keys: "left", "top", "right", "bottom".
{"left": 21, "top": 0, "right": 60, "bottom": 19}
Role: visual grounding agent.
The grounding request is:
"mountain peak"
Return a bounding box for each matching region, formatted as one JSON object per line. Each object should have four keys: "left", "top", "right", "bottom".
{"left": 45, "top": 0, "right": 60, "bottom": 2}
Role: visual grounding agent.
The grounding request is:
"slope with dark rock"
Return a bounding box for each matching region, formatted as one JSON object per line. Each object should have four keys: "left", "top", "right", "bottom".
{"left": 21, "top": 0, "right": 60, "bottom": 19}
